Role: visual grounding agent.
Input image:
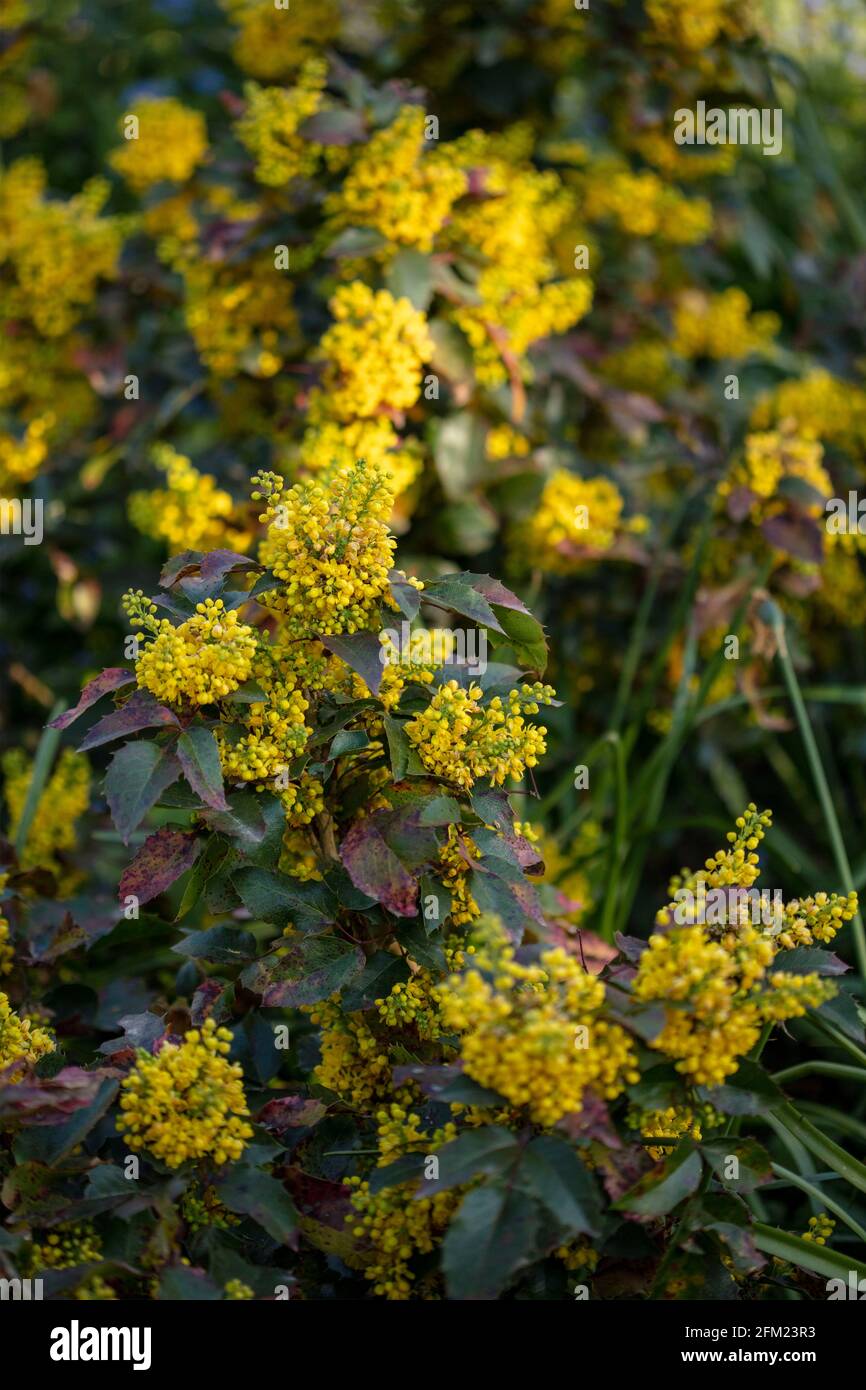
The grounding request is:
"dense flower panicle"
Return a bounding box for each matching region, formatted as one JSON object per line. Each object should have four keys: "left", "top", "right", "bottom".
{"left": 181, "top": 255, "right": 297, "bottom": 378}
{"left": 220, "top": 0, "right": 339, "bottom": 80}
{"left": 375, "top": 974, "right": 443, "bottom": 1040}
{"left": 0, "top": 157, "right": 122, "bottom": 337}
{"left": 750, "top": 370, "right": 866, "bottom": 452}
{"left": 236, "top": 60, "right": 328, "bottom": 186}
{"left": 325, "top": 106, "right": 467, "bottom": 252}
{"left": 307, "top": 998, "right": 392, "bottom": 1107}
{"left": 2, "top": 747, "right": 90, "bottom": 878}
{"left": 628, "top": 1102, "right": 723, "bottom": 1161}
{"left": 772, "top": 892, "right": 859, "bottom": 951}
{"left": 644, "top": 0, "right": 751, "bottom": 49}
{"left": 310, "top": 283, "right": 433, "bottom": 421}
{"left": 294, "top": 418, "right": 423, "bottom": 501}
{"left": 346, "top": 1102, "right": 460, "bottom": 1299}
{"left": 405, "top": 680, "right": 555, "bottom": 790}
{"left": 0, "top": 990, "right": 55, "bottom": 1075}
{"left": 517, "top": 470, "right": 646, "bottom": 573}
{"left": 129, "top": 445, "right": 250, "bottom": 554}
{"left": 131, "top": 598, "right": 258, "bottom": 706}
{"left": 582, "top": 159, "right": 712, "bottom": 243}
{"left": 117, "top": 1018, "right": 253, "bottom": 1167}
{"left": 438, "top": 917, "right": 639, "bottom": 1125}
{"left": 109, "top": 98, "right": 208, "bottom": 192}
{"left": 671, "top": 288, "right": 779, "bottom": 360}
{"left": 255, "top": 458, "right": 406, "bottom": 636}
{"left": 217, "top": 676, "right": 310, "bottom": 786}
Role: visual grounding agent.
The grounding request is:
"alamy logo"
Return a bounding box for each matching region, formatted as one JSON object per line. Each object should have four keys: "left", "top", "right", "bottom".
{"left": 49, "top": 1321, "right": 152, "bottom": 1371}
{"left": 0, "top": 1277, "right": 43, "bottom": 1300}
{"left": 674, "top": 101, "right": 783, "bottom": 157}
{"left": 826, "top": 1272, "right": 866, "bottom": 1299}
{"left": 0, "top": 497, "right": 43, "bottom": 545}
{"left": 826, "top": 492, "right": 866, "bottom": 533}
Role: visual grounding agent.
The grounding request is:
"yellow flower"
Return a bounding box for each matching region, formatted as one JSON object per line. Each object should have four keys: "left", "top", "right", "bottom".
{"left": 516, "top": 470, "right": 644, "bottom": 574}
{"left": 254, "top": 458, "right": 400, "bottom": 637}
{"left": 109, "top": 97, "right": 207, "bottom": 192}
{"left": 438, "top": 916, "right": 639, "bottom": 1125}
{"left": 236, "top": 60, "right": 327, "bottom": 186}
{"left": 405, "top": 680, "right": 555, "bottom": 791}
{"left": 310, "top": 283, "right": 433, "bottom": 422}
{"left": 2, "top": 747, "right": 90, "bottom": 879}
{"left": 131, "top": 597, "right": 258, "bottom": 707}
{"left": 672, "top": 288, "right": 778, "bottom": 360}
{"left": 129, "top": 445, "right": 251, "bottom": 554}
{"left": 220, "top": 0, "right": 338, "bottom": 81}
{"left": 117, "top": 1018, "right": 253, "bottom": 1167}
{"left": 0, "top": 990, "right": 55, "bottom": 1075}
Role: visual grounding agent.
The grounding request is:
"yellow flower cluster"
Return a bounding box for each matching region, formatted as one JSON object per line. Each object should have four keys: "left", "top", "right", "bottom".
{"left": 0, "top": 990, "right": 55, "bottom": 1076}
{"left": 311, "top": 283, "right": 433, "bottom": 421}
{"left": 719, "top": 426, "right": 829, "bottom": 520}
{"left": 220, "top": 0, "right": 338, "bottom": 81}
{"left": 438, "top": 825, "right": 481, "bottom": 925}
{"left": 181, "top": 255, "right": 297, "bottom": 378}
{"left": 236, "top": 60, "right": 327, "bottom": 186}
{"left": 375, "top": 974, "right": 443, "bottom": 1040}
{"left": 582, "top": 159, "right": 712, "bottom": 244}
{"left": 517, "top": 470, "right": 645, "bottom": 574}
{"left": 218, "top": 677, "right": 310, "bottom": 787}
{"left": 0, "top": 415, "right": 53, "bottom": 494}
{"left": 2, "top": 747, "right": 90, "bottom": 878}
{"left": 131, "top": 597, "right": 258, "bottom": 707}
{"left": 772, "top": 892, "right": 859, "bottom": 952}
{"left": 325, "top": 106, "right": 467, "bottom": 253}
{"left": 28, "top": 1221, "right": 102, "bottom": 1271}
{"left": 181, "top": 1184, "right": 240, "bottom": 1233}
{"left": 109, "top": 97, "right": 208, "bottom": 192}
{"left": 405, "top": 680, "right": 554, "bottom": 791}
{"left": 0, "top": 158, "right": 122, "bottom": 337}
{"left": 751, "top": 370, "right": 866, "bottom": 453}
{"left": 224, "top": 1279, "right": 255, "bottom": 1299}
{"left": 307, "top": 998, "right": 392, "bottom": 1107}
{"left": 117, "top": 1018, "right": 253, "bottom": 1167}
{"left": 644, "top": 0, "right": 751, "bottom": 50}
{"left": 672, "top": 288, "right": 779, "bottom": 360}
{"left": 629, "top": 1102, "right": 722, "bottom": 1161}
{"left": 294, "top": 418, "right": 424, "bottom": 502}
{"left": 346, "top": 1102, "right": 459, "bottom": 1299}
{"left": 129, "top": 445, "right": 251, "bottom": 554}
{"left": 633, "top": 923, "right": 834, "bottom": 1086}
{"left": 254, "top": 458, "right": 402, "bottom": 637}
{"left": 0, "top": 874, "right": 12, "bottom": 976}
{"left": 438, "top": 917, "right": 639, "bottom": 1125}
{"left": 443, "top": 128, "right": 592, "bottom": 385}
{"left": 802, "top": 1213, "right": 835, "bottom": 1245}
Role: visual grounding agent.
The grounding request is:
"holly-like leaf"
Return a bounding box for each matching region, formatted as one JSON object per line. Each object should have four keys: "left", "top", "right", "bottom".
{"left": 49, "top": 669, "right": 135, "bottom": 730}
{"left": 442, "top": 1184, "right": 540, "bottom": 1300}
{"left": 320, "top": 630, "right": 384, "bottom": 695}
{"left": 78, "top": 690, "right": 179, "bottom": 752}
{"left": 340, "top": 815, "right": 419, "bottom": 917}
{"left": 173, "top": 925, "right": 257, "bottom": 964}
{"left": 105, "top": 742, "right": 181, "bottom": 844}
{"left": 614, "top": 1141, "right": 703, "bottom": 1215}
{"left": 697, "top": 1060, "right": 783, "bottom": 1115}
{"left": 119, "top": 827, "right": 201, "bottom": 907}
{"left": 420, "top": 1127, "right": 519, "bottom": 1195}
{"left": 215, "top": 1168, "right": 299, "bottom": 1247}
{"left": 177, "top": 727, "right": 228, "bottom": 811}
{"left": 242, "top": 934, "right": 364, "bottom": 1008}
{"left": 232, "top": 867, "right": 337, "bottom": 933}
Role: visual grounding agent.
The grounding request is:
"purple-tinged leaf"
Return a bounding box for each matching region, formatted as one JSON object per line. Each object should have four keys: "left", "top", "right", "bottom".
{"left": 177, "top": 727, "right": 228, "bottom": 811}
{"left": 78, "top": 690, "right": 179, "bottom": 751}
{"left": 49, "top": 669, "right": 134, "bottom": 730}
{"left": 119, "top": 827, "right": 201, "bottom": 906}
{"left": 105, "top": 743, "right": 181, "bottom": 844}
{"left": 340, "top": 816, "right": 419, "bottom": 917}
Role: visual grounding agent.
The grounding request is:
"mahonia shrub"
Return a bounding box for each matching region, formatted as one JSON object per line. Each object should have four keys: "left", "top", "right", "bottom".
{"left": 2, "top": 458, "right": 865, "bottom": 1303}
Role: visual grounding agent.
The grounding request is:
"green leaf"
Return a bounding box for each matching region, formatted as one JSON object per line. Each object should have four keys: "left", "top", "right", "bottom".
{"left": 340, "top": 950, "right": 410, "bottom": 1011}
{"left": 421, "top": 1127, "right": 519, "bottom": 1195}
{"left": 614, "top": 1142, "right": 703, "bottom": 1215}
{"left": 104, "top": 742, "right": 181, "bottom": 844}
{"left": 700, "top": 1137, "right": 774, "bottom": 1193}
{"left": 697, "top": 1059, "right": 783, "bottom": 1115}
{"left": 518, "top": 1135, "right": 602, "bottom": 1238}
{"left": 773, "top": 1101, "right": 866, "bottom": 1196}
{"left": 232, "top": 867, "right": 337, "bottom": 933}
{"left": 13, "top": 1079, "right": 118, "bottom": 1167}
{"left": 327, "top": 729, "right": 370, "bottom": 759}
{"left": 442, "top": 1184, "right": 539, "bottom": 1300}
{"left": 243, "top": 934, "right": 364, "bottom": 1008}
{"left": 177, "top": 727, "right": 228, "bottom": 811}
{"left": 173, "top": 925, "right": 257, "bottom": 964}
{"left": 431, "top": 414, "right": 487, "bottom": 502}
{"left": 320, "top": 631, "right": 384, "bottom": 695}
{"left": 215, "top": 1168, "right": 298, "bottom": 1247}
{"left": 386, "top": 249, "right": 434, "bottom": 310}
